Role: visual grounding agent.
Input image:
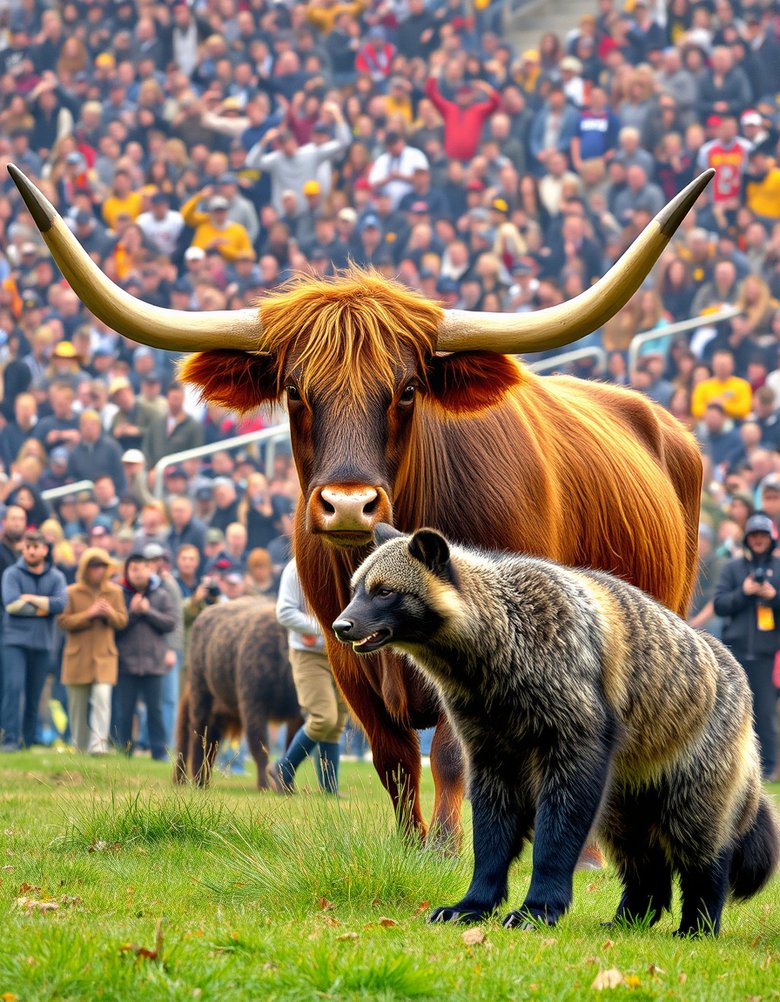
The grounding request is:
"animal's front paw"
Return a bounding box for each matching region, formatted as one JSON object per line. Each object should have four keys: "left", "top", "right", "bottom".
{"left": 502, "top": 907, "right": 558, "bottom": 930}
{"left": 428, "top": 904, "right": 490, "bottom": 925}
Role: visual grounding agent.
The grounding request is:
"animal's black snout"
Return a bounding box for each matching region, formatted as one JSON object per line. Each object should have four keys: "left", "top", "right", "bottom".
{"left": 332, "top": 618, "right": 354, "bottom": 641}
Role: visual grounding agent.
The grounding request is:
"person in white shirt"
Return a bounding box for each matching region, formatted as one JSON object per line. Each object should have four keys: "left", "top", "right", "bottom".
{"left": 136, "top": 191, "right": 185, "bottom": 258}
{"left": 368, "top": 129, "right": 429, "bottom": 210}
{"left": 270, "top": 560, "right": 348, "bottom": 794}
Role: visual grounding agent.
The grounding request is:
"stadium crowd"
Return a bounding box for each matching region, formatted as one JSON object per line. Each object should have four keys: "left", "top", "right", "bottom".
{"left": 1, "top": 0, "right": 780, "bottom": 770}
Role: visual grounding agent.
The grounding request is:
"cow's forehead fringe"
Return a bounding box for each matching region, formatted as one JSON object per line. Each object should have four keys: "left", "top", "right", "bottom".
{"left": 259, "top": 268, "right": 443, "bottom": 404}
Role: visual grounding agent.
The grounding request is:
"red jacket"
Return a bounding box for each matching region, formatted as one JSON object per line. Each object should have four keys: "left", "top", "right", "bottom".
{"left": 424, "top": 77, "right": 500, "bottom": 161}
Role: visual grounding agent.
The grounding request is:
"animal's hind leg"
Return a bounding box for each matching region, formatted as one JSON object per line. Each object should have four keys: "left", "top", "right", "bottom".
{"left": 429, "top": 765, "right": 532, "bottom": 924}
{"left": 245, "top": 712, "right": 270, "bottom": 789}
{"left": 504, "top": 734, "right": 614, "bottom": 929}
{"left": 675, "top": 850, "right": 731, "bottom": 937}
{"left": 601, "top": 788, "right": 672, "bottom": 927}
{"left": 428, "top": 714, "right": 465, "bottom": 852}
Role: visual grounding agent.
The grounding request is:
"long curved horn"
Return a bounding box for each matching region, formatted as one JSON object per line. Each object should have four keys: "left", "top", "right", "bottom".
{"left": 7, "top": 164, "right": 261, "bottom": 353}
{"left": 437, "top": 170, "right": 714, "bottom": 354}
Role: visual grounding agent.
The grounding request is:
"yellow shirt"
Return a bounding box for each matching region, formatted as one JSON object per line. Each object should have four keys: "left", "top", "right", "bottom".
{"left": 181, "top": 193, "right": 253, "bottom": 262}
{"left": 746, "top": 166, "right": 780, "bottom": 220}
{"left": 102, "top": 192, "right": 143, "bottom": 229}
{"left": 691, "top": 376, "right": 752, "bottom": 420}
{"left": 305, "top": 0, "right": 367, "bottom": 33}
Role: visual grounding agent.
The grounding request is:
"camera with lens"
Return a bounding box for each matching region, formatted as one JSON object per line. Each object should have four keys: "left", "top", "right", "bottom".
{"left": 753, "top": 566, "right": 767, "bottom": 585}
{"left": 201, "top": 576, "right": 221, "bottom": 603}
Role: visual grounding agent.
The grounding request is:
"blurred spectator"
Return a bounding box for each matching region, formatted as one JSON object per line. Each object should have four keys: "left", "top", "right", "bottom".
{"left": 114, "top": 552, "right": 175, "bottom": 760}
{"left": 58, "top": 548, "right": 127, "bottom": 755}
{"left": 1, "top": 529, "right": 67, "bottom": 751}
{"left": 143, "top": 383, "right": 203, "bottom": 468}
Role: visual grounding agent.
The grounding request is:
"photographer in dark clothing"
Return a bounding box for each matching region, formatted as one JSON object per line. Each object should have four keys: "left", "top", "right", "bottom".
{"left": 714, "top": 511, "right": 780, "bottom": 779}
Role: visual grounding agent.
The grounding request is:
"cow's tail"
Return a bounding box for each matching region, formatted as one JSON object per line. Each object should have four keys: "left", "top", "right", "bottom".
{"left": 730, "top": 795, "right": 780, "bottom": 900}
{"left": 173, "top": 682, "right": 191, "bottom": 785}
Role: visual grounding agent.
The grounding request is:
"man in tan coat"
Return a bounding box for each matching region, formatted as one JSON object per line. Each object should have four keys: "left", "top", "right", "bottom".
{"left": 58, "top": 548, "right": 128, "bottom": 754}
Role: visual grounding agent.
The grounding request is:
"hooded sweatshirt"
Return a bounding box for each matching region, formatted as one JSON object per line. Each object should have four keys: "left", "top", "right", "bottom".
{"left": 1, "top": 552, "right": 67, "bottom": 650}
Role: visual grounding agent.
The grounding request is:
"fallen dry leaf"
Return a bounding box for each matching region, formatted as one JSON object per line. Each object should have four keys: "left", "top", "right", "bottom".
{"left": 378, "top": 916, "right": 398, "bottom": 927}
{"left": 413, "top": 901, "right": 430, "bottom": 916}
{"left": 586, "top": 883, "right": 599, "bottom": 893}
{"left": 462, "top": 928, "right": 486, "bottom": 946}
{"left": 119, "top": 918, "right": 164, "bottom": 963}
{"left": 323, "top": 916, "right": 340, "bottom": 927}
{"left": 591, "top": 968, "right": 624, "bottom": 990}
{"left": 647, "top": 964, "right": 665, "bottom": 977}
{"left": 601, "top": 938, "right": 614, "bottom": 950}
{"left": 336, "top": 932, "right": 359, "bottom": 941}
{"left": 2, "top": 993, "right": 18, "bottom": 1001}
{"left": 18, "top": 883, "right": 40, "bottom": 895}
{"left": 678, "top": 972, "right": 688, "bottom": 984}
{"left": 317, "top": 898, "right": 334, "bottom": 911}
{"left": 15, "top": 897, "right": 58, "bottom": 913}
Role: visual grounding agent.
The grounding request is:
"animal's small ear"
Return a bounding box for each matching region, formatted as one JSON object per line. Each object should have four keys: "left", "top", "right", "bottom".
{"left": 178, "top": 350, "right": 280, "bottom": 414}
{"left": 409, "top": 528, "right": 450, "bottom": 572}
{"left": 374, "top": 523, "right": 404, "bottom": 546}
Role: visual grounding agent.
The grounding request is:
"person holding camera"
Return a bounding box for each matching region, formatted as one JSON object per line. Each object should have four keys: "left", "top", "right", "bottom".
{"left": 714, "top": 511, "right": 780, "bottom": 779}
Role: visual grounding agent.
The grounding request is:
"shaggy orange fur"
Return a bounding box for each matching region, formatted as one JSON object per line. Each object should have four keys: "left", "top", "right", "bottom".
{"left": 178, "top": 265, "right": 704, "bottom": 843}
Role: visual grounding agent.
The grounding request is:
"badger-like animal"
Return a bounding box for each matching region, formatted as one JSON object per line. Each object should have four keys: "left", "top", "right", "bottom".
{"left": 333, "top": 525, "right": 779, "bottom": 936}
{"left": 175, "top": 598, "right": 303, "bottom": 788}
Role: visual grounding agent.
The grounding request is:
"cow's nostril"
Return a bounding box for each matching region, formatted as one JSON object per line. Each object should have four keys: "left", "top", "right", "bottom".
{"left": 363, "top": 495, "right": 378, "bottom": 515}
{"left": 320, "top": 495, "right": 336, "bottom": 514}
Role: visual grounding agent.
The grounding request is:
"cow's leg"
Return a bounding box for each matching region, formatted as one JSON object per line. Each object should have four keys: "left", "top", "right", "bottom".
{"left": 244, "top": 710, "right": 270, "bottom": 790}
{"left": 173, "top": 685, "right": 190, "bottom": 785}
{"left": 427, "top": 714, "right": 465, "bottom": 852}
{"left": 336, "top": 667, "right": 426, "bottom": 836}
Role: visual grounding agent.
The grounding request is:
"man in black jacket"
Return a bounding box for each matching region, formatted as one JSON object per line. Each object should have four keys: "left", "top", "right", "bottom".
{"left": 714, "top": 511, "right": 780, "bottom": 779}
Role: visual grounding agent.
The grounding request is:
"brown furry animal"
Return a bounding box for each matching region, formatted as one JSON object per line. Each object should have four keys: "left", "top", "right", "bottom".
{"left": 174, "top": 598, "right": 303, "bottom": 787}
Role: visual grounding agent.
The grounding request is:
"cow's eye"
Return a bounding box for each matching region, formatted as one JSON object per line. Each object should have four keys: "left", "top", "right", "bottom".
{"left": 286, "top": 384, "right": 301, "bottom": 401}
{"left": 398, "top": 384, "right": 415, "bottom": 405}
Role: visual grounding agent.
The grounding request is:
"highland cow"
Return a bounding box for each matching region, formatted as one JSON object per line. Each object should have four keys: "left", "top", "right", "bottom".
{"left": 174, "top": 598, "right": 303, "bottom": 787}
{"left": 335, "top": 526, "right": 780, "bottom": 936}
{"left": 10, "top": 163, "right": 712, "bottom": 847}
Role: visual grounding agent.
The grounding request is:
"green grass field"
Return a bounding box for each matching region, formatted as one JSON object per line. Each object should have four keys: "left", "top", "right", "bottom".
{"left": 0, "top": 750, "right": 777, "bottom": 1001}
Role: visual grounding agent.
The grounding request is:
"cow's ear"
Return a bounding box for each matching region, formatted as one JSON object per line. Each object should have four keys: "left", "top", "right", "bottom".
{"left": 426, "top": 352, "right": 523, "bottom": 413}
{"left": 374, "top": 523, "right": 404, "bottom": 546}
{"left": 178, "top": 351, "right": 280, "bottom": 414}
{"left": 409, "top": 528, "right": 450, "bottom": 572}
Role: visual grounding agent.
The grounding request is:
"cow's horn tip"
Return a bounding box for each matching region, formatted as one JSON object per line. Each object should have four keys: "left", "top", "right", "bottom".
{"left": 658, "top": 169, "right": 715, "bottom": 238}
{"left": 7, "top": 164, "right": 54, "bottom": 233}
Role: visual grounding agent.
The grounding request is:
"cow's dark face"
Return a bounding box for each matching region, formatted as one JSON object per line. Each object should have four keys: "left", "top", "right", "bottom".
{"left": 284, "top": 347, "right": 420, "bottom": 548}
{"left": 181, "top": 335, "right": 522, "bottom": 550}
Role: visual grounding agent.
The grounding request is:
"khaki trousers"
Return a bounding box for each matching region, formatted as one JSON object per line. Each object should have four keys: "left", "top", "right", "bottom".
{"left": 67, "top": 683, "right": 113, "bottom": 754}
{"left": 289, "top": 647, "right": 348, "bottom": 743}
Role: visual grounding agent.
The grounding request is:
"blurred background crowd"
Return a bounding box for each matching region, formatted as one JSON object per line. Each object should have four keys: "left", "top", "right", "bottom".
{"left": 1, "top": 0, "right": 780, "bottom": 763}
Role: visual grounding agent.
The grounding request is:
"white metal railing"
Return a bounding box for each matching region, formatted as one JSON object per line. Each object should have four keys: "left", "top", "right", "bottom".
{"left": 627, "top": 306, "right": 741, "bottom": 373}
{"left": 529, "top": 346, "right": 607, "bottom": 375}
{"left": 152, "top": 422, "right": 290, "bottom": 499}
{"left": 41, "top": 480, "right": 94, "bottom": 502}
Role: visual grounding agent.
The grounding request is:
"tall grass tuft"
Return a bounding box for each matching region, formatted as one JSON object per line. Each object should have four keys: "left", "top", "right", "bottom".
{"left": 52, "top": 787, "right": 271, "bottom": 851}
{"left": 211, "top": 787, "right": 470, "bottom": 917}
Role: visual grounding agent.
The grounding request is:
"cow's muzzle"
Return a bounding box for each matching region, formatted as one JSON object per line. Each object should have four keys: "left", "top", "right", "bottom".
{"left": 308, "top": 484, "right": 392, "bottom": 545}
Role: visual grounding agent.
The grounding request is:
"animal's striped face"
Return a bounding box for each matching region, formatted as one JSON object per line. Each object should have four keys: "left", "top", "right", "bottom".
{"left": 332, "top": 526, "right": 457, "bottom": 653}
